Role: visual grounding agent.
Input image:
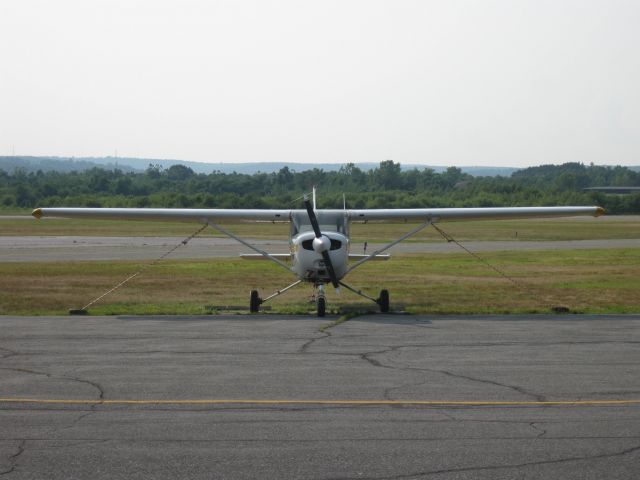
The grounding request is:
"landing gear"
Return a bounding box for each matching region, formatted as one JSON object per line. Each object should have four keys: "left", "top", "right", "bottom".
{"left": 338, "top": 281, "right": 391, "bottom": 313}
{"left": 248, "top": 280, "right": 302, "bottom": 313}
{"left": 250, "top": 281, "right": 389, "bottom": 315}
{"left": 249, "top": 290, "right": 262, "bottom": 313}
{"left": 316, "top": 284, "right": 326, "bottom": 317}
{"left": 377, "top": 289, "right": 389, "bottom": 313}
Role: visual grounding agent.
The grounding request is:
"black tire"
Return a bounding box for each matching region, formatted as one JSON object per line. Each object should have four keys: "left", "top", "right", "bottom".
{"left": 250, "top": 290, "right": 261, "bottom": 313}
{"left": 317, "top": 297, "right": 326, "bottom": 317}
{"left": 378, "top": 289, "right": 389, "bottom": 313}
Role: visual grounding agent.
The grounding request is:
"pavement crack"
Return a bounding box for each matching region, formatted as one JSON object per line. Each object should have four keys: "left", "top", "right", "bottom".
{"left": 359, "top": 347, "right": 546, "bottom": 402}
{"left": 299, "top": 332, "right": 330, "bottom": 353}
{"left": 54, "top": 407, "right": 101, "bottom": 433}
{"left": 299, "top": 313, "right": 360, "bottom": 353}
{"left": 329, "top": 443, "right": 640, "bottom": 480}
{"left": 0, "top": 367, "right": 104, "bottom": 400}
{"left": 425, "top": 368, "right": 546, "bottom": 402}
{"left": 360, "top": 346, "right": 402, "bottom": 369}
{"left": 384, "top": 377, "right": 431, "bottom": 401}
{"left": 0, "top": 347, "right": 20, "bottom": 360}
{"left": 438, "top": 411, "right": 458, "bottom": 422}
{"left": 422, "top": 443, "right": 640, "bottom": 478}
{"left": 529, "top": 422, "right": 547, "bottom": 438}
{"left": 0, "top": 367, "right": 52, "bottom": 378}
{"left": 61, "top": 372, "right": 105, "bottom": 401}
{"left": 0, "top": 440, "right": 25, "bottom": 476}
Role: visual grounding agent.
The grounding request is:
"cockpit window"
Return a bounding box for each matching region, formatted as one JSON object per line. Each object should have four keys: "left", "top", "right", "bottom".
{"left": 291, "top": 212, "right": 347, "bottom": 236}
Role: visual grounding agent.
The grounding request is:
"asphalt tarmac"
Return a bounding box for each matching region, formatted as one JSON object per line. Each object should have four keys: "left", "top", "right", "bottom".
{"left": 1, "top": 314, "right": 639, "bottom": 479}
{"left": 2, "top": 236, "right": 638, "bottom": 262}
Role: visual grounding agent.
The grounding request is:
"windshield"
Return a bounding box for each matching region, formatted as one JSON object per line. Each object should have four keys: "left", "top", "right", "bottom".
{"left": 291, "top": 211, "right": 347, "bottom": 236}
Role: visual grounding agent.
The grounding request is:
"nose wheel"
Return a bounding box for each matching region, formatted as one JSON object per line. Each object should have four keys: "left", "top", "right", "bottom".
{"left": 315, "top": 283, "right": 326, "bottom": 317}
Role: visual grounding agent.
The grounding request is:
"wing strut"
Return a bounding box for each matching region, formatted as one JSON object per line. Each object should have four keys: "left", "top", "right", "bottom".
{"left": 203, "top": 220, "right": 292, "bottom": 273}
{"left": 338, "top": 281, "right": 378, "bottom": 303}
{"left": 260, "top": 279, "right": 303, "bottom": 303}
{"left": 346, "top": 219, "right": 433, "bottom": 274}
{"left": 430, "top": 223, "right": 527, "bottom": 290}
{"left": 73, "top": 223, "right": 209, "bottom": 313}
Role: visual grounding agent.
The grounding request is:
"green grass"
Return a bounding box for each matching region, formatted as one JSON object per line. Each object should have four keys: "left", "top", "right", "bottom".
{"left": 0, "top": 208, "right": 32, "bottom": 215}
{"left": 0, "top": 216, "right": 290, "bottom": 238}
{"left": 2, "top": 212, "right": 638, "bottom": 315}
{"left": 1, "top": 249, "right": 638, "bottom": 316}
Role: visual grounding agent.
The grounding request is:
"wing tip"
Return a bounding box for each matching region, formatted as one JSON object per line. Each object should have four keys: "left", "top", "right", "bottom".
{"left": 595, "top": 207, "right": 605, "bottom": 217}
{"left": 32, "top": 208, "right": 43, "bottom": 219}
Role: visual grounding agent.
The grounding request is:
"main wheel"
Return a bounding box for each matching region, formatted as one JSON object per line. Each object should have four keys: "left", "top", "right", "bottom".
{"left": 250, "top": 290, "right": 261, "bottom": 313}
{"left": 317, "top": 296, "right": 326, "bottom": 317}
{"left": 378, "top": 289, "right": 389, "bottom": 313}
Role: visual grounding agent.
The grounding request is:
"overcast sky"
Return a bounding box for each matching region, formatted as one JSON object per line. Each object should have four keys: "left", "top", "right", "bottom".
{"left": 1, "top": 0, "right": 638, "bottom": 167}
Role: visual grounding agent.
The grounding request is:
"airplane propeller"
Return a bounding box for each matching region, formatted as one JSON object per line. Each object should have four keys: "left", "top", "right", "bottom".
{"left": 303, "top": 196, "right": 340, "bottom": 289}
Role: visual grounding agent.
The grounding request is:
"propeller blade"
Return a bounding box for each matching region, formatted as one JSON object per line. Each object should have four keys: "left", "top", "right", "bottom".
{"left": 322, "top": 250, "right": 340, "bottom": 289}
{"left": 303, "top": 195, "right": 339, "bottom": 288}
{"left": 303, "top": 196, "right": 322, "bottom": 238}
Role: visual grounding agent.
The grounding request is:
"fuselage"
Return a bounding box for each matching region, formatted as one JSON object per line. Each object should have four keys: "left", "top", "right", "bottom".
{"left": 290, "top": 231, "right": 349, "bottom": 283}
{"left": 288, "top": 211, "right": 350, "bottom": 284}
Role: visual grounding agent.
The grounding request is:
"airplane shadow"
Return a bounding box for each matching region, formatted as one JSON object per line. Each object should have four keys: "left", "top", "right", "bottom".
{"left": 115, "top": 311, "right": 431, "bottom": 325}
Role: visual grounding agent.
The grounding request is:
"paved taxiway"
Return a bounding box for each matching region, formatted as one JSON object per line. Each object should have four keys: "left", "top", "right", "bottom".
{"left": 1, "top": 314, "right": 639, "bottom": 479}
{"left": 1, "top": 236, "right": 638, "bottom": 262}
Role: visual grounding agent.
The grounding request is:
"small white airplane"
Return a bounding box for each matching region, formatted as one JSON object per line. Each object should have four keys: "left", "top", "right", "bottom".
{"left": 32, "top": 190, "right": 604, "bottom": 316}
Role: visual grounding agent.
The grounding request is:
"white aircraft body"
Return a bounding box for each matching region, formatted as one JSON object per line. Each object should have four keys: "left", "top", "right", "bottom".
{"left": 32, "top": 194, "right": 604, "bottom": 316}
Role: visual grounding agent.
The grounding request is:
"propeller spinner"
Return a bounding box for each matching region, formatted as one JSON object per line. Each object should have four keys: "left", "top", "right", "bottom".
{"left": 303, "top": 196, "right": 340, "bottom": 288}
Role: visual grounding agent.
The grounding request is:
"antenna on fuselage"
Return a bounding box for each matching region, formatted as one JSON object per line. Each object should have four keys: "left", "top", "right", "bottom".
{"left": 343, "top": 193, "right": 346, "bottom": 210}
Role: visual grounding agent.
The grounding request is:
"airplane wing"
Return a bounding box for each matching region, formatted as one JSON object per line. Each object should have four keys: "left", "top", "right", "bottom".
{"left": 347, "top": 206, "right": 604, "bottom": 223}
{"left": 32, "top": 205, "right": 604, "bottom": 223}
{"left": 32, "top": 208, "right": 291, "bottom": 223}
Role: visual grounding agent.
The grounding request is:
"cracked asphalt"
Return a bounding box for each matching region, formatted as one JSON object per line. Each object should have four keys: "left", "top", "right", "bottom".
{"left": 1, "top": 314, "right": 639, "bottom": 479}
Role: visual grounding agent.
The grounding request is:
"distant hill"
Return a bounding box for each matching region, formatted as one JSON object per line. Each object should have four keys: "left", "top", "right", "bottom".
{"left": 447, "top": 166, "right": 520, "bottom": 177}
{"left": 118, "top": 159, "right": 521, "bottom": 177}
{"left": 0, "top": 156, "right": 523, "bottom": 177}
{"left": 0, "top": 156, "right": 139, "bottom": 173}
{"left": 4, "top": 155, "right": 636, "bottom": 177}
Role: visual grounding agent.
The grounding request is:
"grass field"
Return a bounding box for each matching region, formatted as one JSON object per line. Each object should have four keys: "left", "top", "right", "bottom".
{"left": 1, "top": 214, "right": 638, "bottom": 315}
{"left": 1, "top": 249, "right": 638, "bottom": 315}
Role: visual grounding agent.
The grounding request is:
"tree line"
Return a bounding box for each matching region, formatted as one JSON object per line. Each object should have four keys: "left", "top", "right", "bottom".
{"left": 1, "top": 161, "right": 639, "bottom": 214}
